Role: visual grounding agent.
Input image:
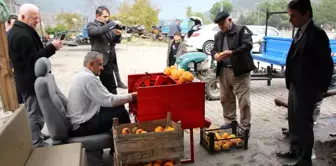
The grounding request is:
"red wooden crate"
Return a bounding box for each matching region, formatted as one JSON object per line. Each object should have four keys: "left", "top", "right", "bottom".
{"left": 128, "top": 72, "right": 205, "bottom": 129}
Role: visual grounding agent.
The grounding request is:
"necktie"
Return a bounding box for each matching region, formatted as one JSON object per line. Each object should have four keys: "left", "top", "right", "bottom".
{"left": 294, "top": 28, "right": 301, "bottom": 42}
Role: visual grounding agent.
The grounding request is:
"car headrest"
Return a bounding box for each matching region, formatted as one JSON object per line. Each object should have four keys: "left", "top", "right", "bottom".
{"left": 35, "top": 57, "right": 51, "bottom": 77}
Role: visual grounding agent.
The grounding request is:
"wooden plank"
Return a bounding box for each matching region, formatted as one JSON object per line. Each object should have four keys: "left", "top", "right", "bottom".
{"left": 118, "top": 148, "right": 183, "bottom": 164}
{"left": 0, "top": 23, "right": 18, "bottom": 112}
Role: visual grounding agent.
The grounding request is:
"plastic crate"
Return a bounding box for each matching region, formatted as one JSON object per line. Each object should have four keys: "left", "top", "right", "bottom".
{"left": 200, "top": 121, "right": 249, "bottom": 154}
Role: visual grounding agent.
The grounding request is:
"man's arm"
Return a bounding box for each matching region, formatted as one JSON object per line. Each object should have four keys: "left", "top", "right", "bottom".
{"left": 314, "top": 30, "right": 333, "bottom": 92}
{"left": 86, "top": 78, "right": 133, "bottom": 107}
{"left": 231, "top": 26, "right": 253, "bottom": 56}
{"left": 110, "top": 30, "right": 121, "bottom": 43}
{"left": 15, "top": 35, "right": 56, "bottom": 63}
{"left": 87, "top": 21, "right": 116, "bottom": 36}
{"left": 210, "top": 34, "right": 219, "bottom": 60}
{"left": 181, "top": 42, "right": 188, "bottom": 54}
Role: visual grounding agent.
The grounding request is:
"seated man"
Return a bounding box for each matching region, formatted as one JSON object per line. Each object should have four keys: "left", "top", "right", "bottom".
{"left": 66, "top": 51, "right": 137, "bottom": 137}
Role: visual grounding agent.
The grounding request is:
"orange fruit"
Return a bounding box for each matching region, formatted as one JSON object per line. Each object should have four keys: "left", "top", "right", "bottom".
{"left": 222, "top": 143, "right": 230, "bottom": 150}
{"left": 222, "top": 132, "right": 229, "bottom": 139}
{"left": 179, "top": 74, "right": 186, "bottom": 83}
{"left": 163, "top": 160, "right": 174, "bottom": 166}
{"left": 170, "top": 65, "right": 177, "bottom": 70}
{"left": 164, "top": 67, "right": 171, "bottom": 75}
{"left": 154, "top": 126, "right": 164, "bottom": 132}
{"left": 136, "top": 129, "right": 144, "bottom": 134}
{"left": 122, "top": 128, "right": 131, "bottom": 135}
{"left": 171, "top": 70, "right": 180, "bottom": 80}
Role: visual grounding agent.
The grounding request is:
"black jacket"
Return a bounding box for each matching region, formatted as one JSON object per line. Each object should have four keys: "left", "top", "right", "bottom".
{"left": 87, "top": 20, "right": 121, "bottom": 66}
{"left": 285, "top": 20, "right": 333, "bottom": 93}
{"left": 8, "top": 21, "right": 56, "bottom": 95}
{"left": 211, "top": 23, "right": 256, "bottom": 77}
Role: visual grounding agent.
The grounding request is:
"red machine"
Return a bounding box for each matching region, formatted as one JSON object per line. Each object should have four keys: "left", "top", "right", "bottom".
{"left": 128, "top": 72, "right": 211, "bottom": 163}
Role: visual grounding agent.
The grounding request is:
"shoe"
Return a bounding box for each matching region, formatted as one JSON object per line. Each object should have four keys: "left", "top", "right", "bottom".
{"left": 220, "top": 123, "right": 232, "bottom": 129}
{"left": 276, "top": 151, "right": 298, "bottom": 159}
{"left": 43, "top": 134, "right": 50, "bottom": 140}
{"left": 118, "top": 82, "right": 128, "bottom": 89}
{"left": 282, "top": 129, "right": 290, "bottom": 137}
{"left": 282, "top": 161, "right": 312, "bottom": 166}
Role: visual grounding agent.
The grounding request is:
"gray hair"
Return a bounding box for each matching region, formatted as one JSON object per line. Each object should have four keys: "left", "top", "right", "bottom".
{"left": 19, "top": 3, "right": 39, "bottom": 19}
{"left": 83, "top": 51, "right": 103, "bottom": 67}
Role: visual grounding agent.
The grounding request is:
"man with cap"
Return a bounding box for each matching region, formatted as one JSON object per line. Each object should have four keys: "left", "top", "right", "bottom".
{"left": 210, "top": 11, "right": 255, "bottom": 130}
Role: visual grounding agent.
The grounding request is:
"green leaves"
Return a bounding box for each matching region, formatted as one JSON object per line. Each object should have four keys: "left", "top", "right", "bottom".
{"left": 113, "top": 0, "right": 160, "bottom": 31}
{"left": 210, "top": 0, "right": 233, "bottom": 20}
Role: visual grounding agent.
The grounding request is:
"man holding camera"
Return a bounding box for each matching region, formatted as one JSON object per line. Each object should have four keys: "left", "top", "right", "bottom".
{"left": 87, "top": 6, "right": 127, "bottom": 95}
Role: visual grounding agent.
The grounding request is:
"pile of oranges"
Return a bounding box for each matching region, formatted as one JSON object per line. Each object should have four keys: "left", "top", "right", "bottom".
{"left": 164, "top": 65, "right": 194, "bottom": 83}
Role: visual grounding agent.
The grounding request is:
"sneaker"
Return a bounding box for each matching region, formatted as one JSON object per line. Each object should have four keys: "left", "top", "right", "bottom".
{"left": 118, "top": 82, "right": 128, "bottom": 89}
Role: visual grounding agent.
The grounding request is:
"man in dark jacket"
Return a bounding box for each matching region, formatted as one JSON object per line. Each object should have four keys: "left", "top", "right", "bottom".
{"left": 210, "top": 11, "right": 255, "bottom": 129}
{"left": 276, "top": 1, "right": 334, "bottom": 166}
{"left": 168, "top": 19, "right": 181, "bottom": 40}
{"left": 8, "top": 3, "right": 63, "bottom": 147}
{"left": 87, "top": 6, "right": 127, "bottom": 95}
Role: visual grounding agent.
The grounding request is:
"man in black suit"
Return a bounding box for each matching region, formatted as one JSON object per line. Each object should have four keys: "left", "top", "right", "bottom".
{"left": 8, "top": 3, "right": 63, "bottom": 147}
{"left": 87, "top": 6, "right": 127, "bottom": 95}
{"left": 276, "top": 1, "right": 334, "bottom": 166}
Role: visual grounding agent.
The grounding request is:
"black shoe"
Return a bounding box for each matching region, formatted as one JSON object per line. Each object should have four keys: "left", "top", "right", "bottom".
{"left": 282, "top": 162, "right": 312, "bottom": 166}
{"left": 276, "top": 151, "right": 298, "bottom": 159}
{"left": 282, "top": 130, "right": 290, "bottom": 137}
{"left": 43, "top": 134, "right": 50, "bottom": 140}
{"left": 118, "top": 82, "right": 128, "bottom": 89}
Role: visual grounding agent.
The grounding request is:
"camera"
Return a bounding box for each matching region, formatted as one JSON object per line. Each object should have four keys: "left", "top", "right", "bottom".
{"left": 110, "top": 23, "right": 127, "bottom": 31}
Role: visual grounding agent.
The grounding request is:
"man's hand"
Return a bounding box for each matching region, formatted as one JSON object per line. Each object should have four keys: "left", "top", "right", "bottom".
{"left": 215, "top": 52, "right": 225, "bottom": 61}
{"left": 223, "top": 50, "right": 233, "bottom": 56}
{"left": 131, "top": 92, "right": 138, "bottom": 103}
{"left": 113, "top": 29, "right": 121, "bottom": 36}
{"left": 51, "top": 39, "right": 63, "bottom": 50}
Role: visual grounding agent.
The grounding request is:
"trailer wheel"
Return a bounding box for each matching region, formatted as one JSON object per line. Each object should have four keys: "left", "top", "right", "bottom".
{"left": 205, "top": 77, "right": 220, "bottom": 100}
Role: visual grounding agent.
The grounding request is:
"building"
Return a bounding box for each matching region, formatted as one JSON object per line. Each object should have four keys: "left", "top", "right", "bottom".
{"left": 4, "top": 0, "right": 20, "bottom": 14}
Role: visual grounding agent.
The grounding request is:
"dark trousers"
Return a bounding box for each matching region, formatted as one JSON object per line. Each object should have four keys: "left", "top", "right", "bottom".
{"left": 100, "top": 63, "right": 117, "bottom": 94}
{"left": 71, "top": 106, "right": 131, "bottom": 137}
{"left": 288, "top": 84, "right": 320, "bottom": 164}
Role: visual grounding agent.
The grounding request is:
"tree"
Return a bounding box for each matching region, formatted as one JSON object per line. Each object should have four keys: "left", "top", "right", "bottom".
{"left": 210, "top": 0, "right": 233, "bottom": 20}
{"left": 45, "top": 24, "right": 67, "bottom": 35}
{"left": 186, "top": 6, "right": 193, "bottom": 17}
{"left": 56, "top": 13, "right": 83, "bottom": 31}
{"left": 114, "top": 0, "right": 160, "bottom": 31}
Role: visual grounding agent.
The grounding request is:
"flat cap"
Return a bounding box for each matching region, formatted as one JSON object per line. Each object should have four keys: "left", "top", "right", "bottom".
{"left": 214, "top": 11, "right": 230, "bottom": 23}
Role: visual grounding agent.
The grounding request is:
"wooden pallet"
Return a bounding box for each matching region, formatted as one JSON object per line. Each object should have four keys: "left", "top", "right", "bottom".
{"left": 113, "top": 112, "right": 184, "bottom": 165}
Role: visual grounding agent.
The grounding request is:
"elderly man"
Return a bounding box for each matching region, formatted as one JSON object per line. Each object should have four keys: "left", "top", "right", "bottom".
{"left": 67, "top": 51, "right": 137, "bottom": 137}
{"left": 7, "top": 3, "right": 63, "bottom": 147}
{"left": 211, "top": 11, "right": 255, "bottom": 130}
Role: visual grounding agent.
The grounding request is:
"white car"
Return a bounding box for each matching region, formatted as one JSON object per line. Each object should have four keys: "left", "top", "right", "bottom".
{"left": 184, "top": 24, "right": 282, "bottom": 54}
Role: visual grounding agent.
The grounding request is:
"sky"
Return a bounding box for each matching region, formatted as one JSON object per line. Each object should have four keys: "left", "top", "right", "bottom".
{"left": 32, "top": 0, "right": 221, "bottom": 20}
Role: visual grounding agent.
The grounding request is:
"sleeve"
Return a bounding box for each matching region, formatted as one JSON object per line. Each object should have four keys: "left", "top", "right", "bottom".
{"left": 210, "top": 33, "right": 219, "bottom": 59}
{"left": 87, "top": 21, "right": 116, "bottom": 36}
{"left": 85, "top": 78, "right": 132, "bottom": 107}
{"left": 231, "top": 26, "right": 253, "bottom": 56}
{"left": 314, "top": 30, "right": 333, "bottom": 92}
{"left": 110, "top": 30, "right": 121, "bottom": 44}
{"left": 15, "top": 34, "right": 56, "bottom": 65}
{"left": 181, "top": 42, "right": 188, "bottom": 54}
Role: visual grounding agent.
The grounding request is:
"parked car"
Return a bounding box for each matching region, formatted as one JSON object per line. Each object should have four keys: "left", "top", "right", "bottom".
{"left": 184, "top": 24, "right": 282, "bottom": 54}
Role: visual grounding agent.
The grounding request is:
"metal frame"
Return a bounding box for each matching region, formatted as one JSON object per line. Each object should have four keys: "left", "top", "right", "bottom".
{"left": 251, "top": 9, "right": 294, "bottom": 86}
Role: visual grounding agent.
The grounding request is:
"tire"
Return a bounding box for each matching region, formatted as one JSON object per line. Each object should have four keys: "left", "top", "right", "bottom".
{"left": 205, "top": 77, "right": 220, "bottom": 100}
{"left": 202, "top": 41, "right": 214, "bottom": 55}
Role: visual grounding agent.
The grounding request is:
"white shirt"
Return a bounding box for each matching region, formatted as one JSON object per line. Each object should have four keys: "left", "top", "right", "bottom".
{"left": 66, "top": 68, "right": 132, "bottom": 130}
